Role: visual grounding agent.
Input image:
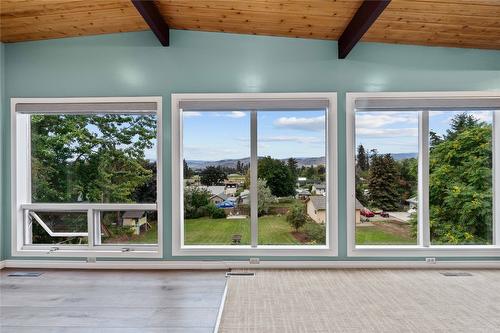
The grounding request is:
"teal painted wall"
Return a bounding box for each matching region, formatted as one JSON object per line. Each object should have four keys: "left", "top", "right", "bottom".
{"left": 2, "top": 30, "right": 500, "bottom": 261}
{"left": 0, "top": 42, "right": 4, "bottom": 260}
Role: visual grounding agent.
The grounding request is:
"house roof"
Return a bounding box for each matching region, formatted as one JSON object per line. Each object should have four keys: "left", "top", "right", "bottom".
{"left": 122, "top": 211, "right": 145, "bottom": 219}
{"left": 308, "top": 196, "right": 326, "bottom": 211}
{"left": 355, "top": 199, "right": 364, "bottom": 210}
{"left": 202, "top": 185, "right": 225, "bottom": 196}
{"left": 210, "top": 192, "right": 228, "bottom": 201}
{"left": 407, "top": 196, "right": 418, "bottom": 204}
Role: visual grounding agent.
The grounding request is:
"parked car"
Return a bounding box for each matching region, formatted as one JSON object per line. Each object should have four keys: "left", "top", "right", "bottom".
{"left": 360, "top": 209, "right": 374, "bottom": 217}
{"left": 380, "top": 212, "right": 390, "bottom": 218}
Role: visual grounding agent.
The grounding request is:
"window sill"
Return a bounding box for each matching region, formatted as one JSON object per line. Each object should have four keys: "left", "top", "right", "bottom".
{"left": 13, "top": 246, "right": 162, "bottom": 258}
{"left": 173, "top": 245, "right": 337, "bottom": 257}
{"left": 349, "top": 245, "right": 500, "bottom": 257}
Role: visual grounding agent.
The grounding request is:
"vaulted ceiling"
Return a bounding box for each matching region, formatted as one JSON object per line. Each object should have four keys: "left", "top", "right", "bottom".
{"left": 1, "top": 0, "right": 499, "bottom": 51}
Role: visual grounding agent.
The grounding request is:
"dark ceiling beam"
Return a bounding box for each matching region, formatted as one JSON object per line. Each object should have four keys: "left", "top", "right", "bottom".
{"left": 131, "top": 0, "right": 169, "bottom": 46}
{"left": 338, "top": 0, "right": 391, "bottom": 59}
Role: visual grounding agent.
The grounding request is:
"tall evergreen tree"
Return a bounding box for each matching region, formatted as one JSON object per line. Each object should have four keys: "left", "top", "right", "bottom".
{"left": 183, "top": 159, "right": 193, "bottom": 178}
{"left": 356, "top": 144, "right": 369, "bottom": 171}
{"left": 287, "top": 157, "right": 298, "bottom": 178}
{"left": 445, "top": 113, "right": 479, "bottom": 140}
{"left": 367, "top": 152, "right": 400, "bottom": 211}
{"left": 200, "top": 166, "right": 226, "bottom": 186}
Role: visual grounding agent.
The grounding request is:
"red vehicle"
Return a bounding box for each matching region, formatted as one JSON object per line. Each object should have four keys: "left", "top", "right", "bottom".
{"left": 360, "top": 209, "right": 375, "bottom": 217}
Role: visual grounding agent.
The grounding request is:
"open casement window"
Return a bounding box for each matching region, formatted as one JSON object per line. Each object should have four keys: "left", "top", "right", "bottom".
{"left": 172, "top": 93, "right": 337, "bottom": 256}
{"left": 11, "top": 97, "right": 162, "bottom": 257}
{"left": 346, "top": 92, "right": 500, "bottom": 257}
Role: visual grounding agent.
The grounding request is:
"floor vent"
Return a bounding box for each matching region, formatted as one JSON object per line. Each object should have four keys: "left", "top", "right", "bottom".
{"left": 225, "top": 272, "right": 255, "bottom": 277}
{"left": 8, "top": 272, "right": 43, "bottom": 277}
{"left": 440, "top": 272, "right": 472, "bottom": 277}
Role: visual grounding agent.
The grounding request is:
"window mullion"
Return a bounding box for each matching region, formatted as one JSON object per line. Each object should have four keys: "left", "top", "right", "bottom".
{"left": 493, "top": 112, "right": 500, "bottom": 245}
{"left": 87, "top": 208, "right": 94, "bottom": 249}
{"left": 250, "top": 110, "right": 258, "bottom": 248}
{"left": 418, "top": 110, "right": 430, "bottom": 247}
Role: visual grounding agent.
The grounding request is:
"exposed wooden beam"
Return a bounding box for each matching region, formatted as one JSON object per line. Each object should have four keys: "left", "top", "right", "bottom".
{"left": 131, "top": 0, "right": 169, "bottom": 46}
{"left": 338, "top": 0, "right": 391, "bottom": 59}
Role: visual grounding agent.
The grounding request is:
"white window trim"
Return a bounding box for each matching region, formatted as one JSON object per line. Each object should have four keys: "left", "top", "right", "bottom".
{"left": 171, "top": 92, "right": 338, "bottom": 256}
{"left": 346, "top": 91, "right": 500, "bottom": 257}
{"left": 11, "top": 97, "right": 163, "bottom": 258}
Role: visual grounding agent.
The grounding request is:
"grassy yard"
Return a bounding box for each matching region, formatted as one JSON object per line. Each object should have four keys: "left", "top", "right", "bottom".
{"left": 356, "top": 226, "right": 416, "bottom": 245}
{"left": 185, "top": 216, "right": 415, "bottom": 245}
{"left": 185, "top": 216, "right": 299, "bottom": 245}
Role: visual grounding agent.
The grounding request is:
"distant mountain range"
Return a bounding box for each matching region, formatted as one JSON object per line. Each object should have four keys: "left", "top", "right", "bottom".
{"left": 390, "top": 153, "right": 417, "bottom": 160}
{"left": 187, "top": 153, "right": 417, "bottom": 170}
{"left": 187, "top": 156, "right": 326, "bottom": 170}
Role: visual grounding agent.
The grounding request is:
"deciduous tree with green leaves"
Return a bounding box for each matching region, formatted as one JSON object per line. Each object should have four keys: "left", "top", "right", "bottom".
{"left": 31, "top": 114, "right": 156, "bottom": 203}
{"left": 429, "top": 115, "right": 492, "bottom": 244}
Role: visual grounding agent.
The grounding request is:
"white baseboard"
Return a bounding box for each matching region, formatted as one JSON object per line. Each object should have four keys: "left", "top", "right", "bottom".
{"left": 0, "top": 261, "right": 5, "bottom": 270}
{"left": 2, "top": 259, "right": 500, "bottom": 270}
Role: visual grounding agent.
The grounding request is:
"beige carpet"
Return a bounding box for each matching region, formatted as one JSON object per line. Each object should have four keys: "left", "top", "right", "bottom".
{"left": 219, "top": 269, "right": 500, "bottom": 333}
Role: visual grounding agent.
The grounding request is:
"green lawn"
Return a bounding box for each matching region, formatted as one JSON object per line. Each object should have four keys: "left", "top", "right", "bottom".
{"left": 185, "top": 216, "right": 415, "bottom": 246}
{"left": 185, "top": 216, "right": 299, "bottom": 245}
{"left": 356, "top": 226, "right": 416, "bottom": 245}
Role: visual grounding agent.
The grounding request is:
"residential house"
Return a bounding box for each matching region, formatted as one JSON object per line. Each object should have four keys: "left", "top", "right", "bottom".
{"left": 306, "top": 196, "right": 326, "bottom": 224}
{"left": 312, "top": 183, "right": 326, "bottom": 196}
{"left": 227, "top": 173, "right": 245, "bottom": 185}
{"left": 210, "top": 192, "right": 228, "bottom": 205}
{"left": 355, "top": 199, "right": 364, "bottom": 224}
{"left": 407, "top": 196, "right": 417, "bottom": 214}
{"left": 224, "top": 182, "right": 239, "bottom": 196}
{"left": 296, "top": 188, "right": 311, "bottom": 200}
{"left": 238, "top": 189, "right": 250, "bottom": 205}
{"left": 122, "top": 211, "right": 147, "bottom": 235}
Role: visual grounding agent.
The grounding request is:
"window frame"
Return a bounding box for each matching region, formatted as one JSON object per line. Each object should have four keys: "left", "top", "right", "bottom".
{"left": 171, "top": 92, "right": 338, "bottom": 256}
{"left": 346, "top": 91, "right": 500, "bottom": 257}
{"left": 11, "top": 97, "right": 163, "bottom": 258}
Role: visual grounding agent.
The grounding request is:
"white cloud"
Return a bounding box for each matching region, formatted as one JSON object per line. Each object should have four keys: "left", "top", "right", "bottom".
{"left": 356, "top": 112, "right": 417, "bottom": 129}
{"left": 183, "top": 112, "right": 202, "bottom": 118}
{"left": 212, "top": 111, "right": 247, "bottom": 118}
{"left": 357, "top": 128, "right": 418, "bottom": 138}
{"left": 441, "top": 111, "right": 492, "bottom": 125}
{"left": 259, "top": 136, "right": 323, "bottom": 144}
{"left": 470, "top": 111, "right": 492, "bottom": 123}
{"left": 184, "top": 145, "right": 246, "bottom": 159}
{"left": 274, "top": 116, "right": 325, "bottom": 131}
{"left": 228, "top": 111, "right": 246, "bottom": 118}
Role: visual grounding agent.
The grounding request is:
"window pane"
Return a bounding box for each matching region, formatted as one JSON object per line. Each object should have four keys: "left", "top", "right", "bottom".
{"left": 257, "top": 110, "right": 327, "bottom": 245}
{"left": 98, "top": 210, "right": 157, "bottom": 245}
{"left": 429, "top": 111, "right": 493, "bottom": 245}
{"left": 31, "top": 114, "right": 157, "bottom": 204}
{"left": 355, "top": 111, "right": 418, "bottom": 245}
{"left": 182, "top": 111, "right": 251, "bottom": 245}
{"left": 29, "top": 211, "right": 88, "bottom": 245}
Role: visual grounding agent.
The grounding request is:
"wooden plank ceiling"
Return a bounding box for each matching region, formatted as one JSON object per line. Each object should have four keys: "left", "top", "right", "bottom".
{"left": 1, "top": 0, "right": 499, "bottom": 50}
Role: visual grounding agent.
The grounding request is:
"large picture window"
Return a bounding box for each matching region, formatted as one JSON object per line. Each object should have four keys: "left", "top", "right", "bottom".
{"left": 347, "top": 92, "right": 500, "bottom": 257}
{"left": 12, "top": 97, "right": 162, "bottom": 257}
{"left": 172, "top": 93, "right": 337, "bottom": 256}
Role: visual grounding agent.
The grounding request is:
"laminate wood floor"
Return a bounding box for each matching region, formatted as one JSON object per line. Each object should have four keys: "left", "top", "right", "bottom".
{"left": 0, "top": 268, "right": 227, "bottom": 333}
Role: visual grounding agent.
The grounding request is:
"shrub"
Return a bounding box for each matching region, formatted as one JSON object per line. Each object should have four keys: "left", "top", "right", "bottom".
{"left": 286, "top": 204, "right": 307, "bottom": 231}
{"left": 206, "top": 203, "right": 227, "bottom": 219}
{"left": 303, "top": 222, "right": 326, "bottom": 244}
{"left": 184, "top": 186, "right": 211, "bottom": 219}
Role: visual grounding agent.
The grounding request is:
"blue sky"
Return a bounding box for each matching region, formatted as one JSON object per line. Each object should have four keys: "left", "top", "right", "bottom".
{"left": 183, "top": 110, "right": 326, "bottom": 161}
{"left": 355, "top": 110, "right": 493, "bottom": 154}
